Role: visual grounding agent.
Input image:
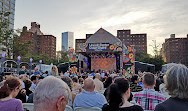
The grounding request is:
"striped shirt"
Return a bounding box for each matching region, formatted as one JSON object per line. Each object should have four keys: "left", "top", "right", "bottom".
{"left": 134, "top": 88, "right": 165, "bottom": 111}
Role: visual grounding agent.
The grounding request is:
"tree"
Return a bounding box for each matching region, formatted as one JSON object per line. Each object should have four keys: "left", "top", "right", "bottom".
{"left": 12, "top": 29, "right": 32, "bottom": 59}
{"left": 150, "top": 40, "right": 160, "bottom": 57}
{"left": 0, "top": 11, "right": 14, "bottom": 58}
{"left": 136, "top": 53, "right": 165, "bottom": 72}
{"left": 21, "top": 54, "right": 49, "bottom": 64}
{"left": 150, "top": 55, "right": 165, "bottom": 72}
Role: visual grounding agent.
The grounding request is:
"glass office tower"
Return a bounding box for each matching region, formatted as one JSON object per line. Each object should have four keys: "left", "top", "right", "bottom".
{"left": 62, "top": 32, "right": 74, "bottom": 52}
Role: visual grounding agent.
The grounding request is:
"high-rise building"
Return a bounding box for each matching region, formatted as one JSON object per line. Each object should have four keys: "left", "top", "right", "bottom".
{"left": 160, "top": 34, "right": 188, "bottom": 66}
{"left": 0, "top": 0, "right": 16, "bottom": 29}
{"left": 0, "top": 0, "right": 16, "bottom": 56}
{"left": 62, "top": 32, "right": 74, "bottom": 52}
{"left": 117, "top": 30, "right": 147, "bottom": 54}
{"left": 19, "top": 22, "right": 56, "bottom": 59}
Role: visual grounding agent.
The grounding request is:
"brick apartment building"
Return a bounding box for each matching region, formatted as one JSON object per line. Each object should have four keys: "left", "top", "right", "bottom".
{"left": 19, "top": 22, "right": 56, "bottom": 59}
{"left": 75, "top": 30, "right": 147, "bottom": 54}
{"left": 161, "top": 34, "right": 188, "bottom": 66}
{"left": 117, "top": 30, "right": 147, "bottom": 54}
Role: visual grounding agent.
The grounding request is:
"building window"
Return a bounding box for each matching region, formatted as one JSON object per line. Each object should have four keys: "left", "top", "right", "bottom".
{"left": 5, "top": 0, "right": 10, "bottom": 5}
{"left": 0, "top": 2, "right": 3, "bottom": 6}
{"left": 5, "top": 5, "right": 9, "bottom": 10}
{"left": 11, "top": 8, "right": 15, "bottom": 14}
{"left": 10, "top": 14, "right": 14, "bottom": 19}
{"left": 11, "top": 3, "right": 15, "bottom": 9}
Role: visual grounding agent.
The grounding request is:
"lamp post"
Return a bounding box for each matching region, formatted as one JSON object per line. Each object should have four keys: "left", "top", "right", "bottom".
{"left": 29, "top": 58, "right": 33, "bottom": 74}
{"left": 1, "top": 54, "right": 5, "bottom": 73}
{"left": 17, "top": 56, "right": 21, "bottom": 74}
{"left": 39, "top": 60, "right": 42, "bottom": 72}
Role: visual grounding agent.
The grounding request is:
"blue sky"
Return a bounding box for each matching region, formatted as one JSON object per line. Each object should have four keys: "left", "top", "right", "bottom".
{"left": 14, "top": 0, "right": 188, "bottom": 54}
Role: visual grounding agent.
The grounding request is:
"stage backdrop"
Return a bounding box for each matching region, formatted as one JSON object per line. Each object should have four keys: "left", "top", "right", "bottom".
{"left": 91, "top": 57, "right": 116, "bottom": 72}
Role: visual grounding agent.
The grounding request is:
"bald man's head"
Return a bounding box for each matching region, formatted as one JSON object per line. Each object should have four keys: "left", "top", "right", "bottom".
{"left": 84, "top": 78, "right": 95, "bottom": 91}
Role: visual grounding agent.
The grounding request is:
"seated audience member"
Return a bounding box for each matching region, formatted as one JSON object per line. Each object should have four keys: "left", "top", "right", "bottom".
{"left": 19, "top": 75, "right": 25, "bottom": 89}
{"left": 155, "top": 64, "right": 188, "bottom": 111}
{"left": 50, "top": 65, "right": 59, "bottom": 76}
{"left": 159, "top": 75, "right": 170, "bottom": 99}
{"left": 72, "top": 77, "right": 82, "bottom": 94}
{"left": 19, "top": 66, "right": 26, "bottom": 75}
{"left": 78, "top": 78, "right": 84, "bottom": 88}
{"left": 154, "top": 76, "right": 162, "bottom": 91}
{"left": 42, "top": 71, "right": 48, "bottom": 77}
{"left": 24, "top": 79, "right": 32, "bottom": 96}
{"left": 102, "top": 77, "right": 143, "bottom": 111}
{"left": 0, "top": 76, "right": 23, "bottom": 111}
{"left": 16, "top": 89, "right": 27, "bottom": 103}
{"left": 73, "top": 78, "right": 107, "bottom": 109}
{"left": 33, "top": 67, "right": 41, "bottom": 76}
{"left": 62, "top": 76, "right": 76, "bottom": 107}
{"left": 34, "top": 76, "right": 70, "bottom": 111}
{"left": 134, "top": 72, "right": 165, "bottom": 110}
{"left": 130, "top": 75, "right": 143, "bottom": 92}
{"left": 27, "top": 93, "right": 34, "bottom": 103}
{"left": 29, "top": 76, "right": 37, "bottom": 92}
{"left": 94, "top": 73, "right": 104, "bottom": 91}
{"left": 103, "top": 77, "right": 112, "bottom": 88}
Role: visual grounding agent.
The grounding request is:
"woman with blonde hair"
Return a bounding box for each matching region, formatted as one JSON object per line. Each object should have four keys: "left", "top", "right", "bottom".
{"left": 50, "top": 65, "right": 59, "bottom": 76}
{"left": 0, "top": 77, "right": 23, "bottom": 111}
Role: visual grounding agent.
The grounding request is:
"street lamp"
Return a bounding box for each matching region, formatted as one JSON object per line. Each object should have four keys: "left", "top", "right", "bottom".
{"left": 29, "top": 58, "right": 33, "bottom": 74}
{"left": 17, "top": 56, "right": 21, "bottom": 73}
{"left": 39, "top": 60, "right": 42, "bottom": 72}
{"left": 1, "top": 54, "right": 6, "bottom": 73}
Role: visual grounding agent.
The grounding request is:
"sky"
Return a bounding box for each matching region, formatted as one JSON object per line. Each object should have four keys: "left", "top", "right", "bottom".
{"left": 14, "top": 0, "right": 188, "bottom": 55}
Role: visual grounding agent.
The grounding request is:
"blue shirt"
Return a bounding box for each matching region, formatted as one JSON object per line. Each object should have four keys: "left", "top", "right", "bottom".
{"left": 73, "top": 91, "right": 107, "bottom": 109}
{"left": 34, "top": 71, "right": 41, "bottom": 75}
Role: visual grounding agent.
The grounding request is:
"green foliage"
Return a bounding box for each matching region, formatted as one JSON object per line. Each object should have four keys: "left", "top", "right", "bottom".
{"left": 0, "top": 12, "right": 14, "bottom": 58}
{"left": 19, "top": 51, "right": 69, "bottom": 65}
{"left": 12, "top": 30, "right": 32, "bottom": 59}
{"left": 136, "top": 53, "right": 165, "bottom": 72}
{"left": 21, "top": 54, "right": 49, "bottom": 64}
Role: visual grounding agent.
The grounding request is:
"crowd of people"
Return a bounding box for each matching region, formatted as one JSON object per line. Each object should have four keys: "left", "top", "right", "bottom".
{"left": 0, "top": 63, "right": 188, "bottom": 111}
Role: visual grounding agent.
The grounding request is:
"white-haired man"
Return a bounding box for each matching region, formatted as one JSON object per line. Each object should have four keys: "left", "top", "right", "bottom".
{"left": 34, "top": 76, "right": 70, "bottom": 111}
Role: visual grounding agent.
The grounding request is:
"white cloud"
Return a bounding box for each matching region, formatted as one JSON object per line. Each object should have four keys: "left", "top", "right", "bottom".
{"left": 14, "top": 0, "right": 188, "bottom": 53}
